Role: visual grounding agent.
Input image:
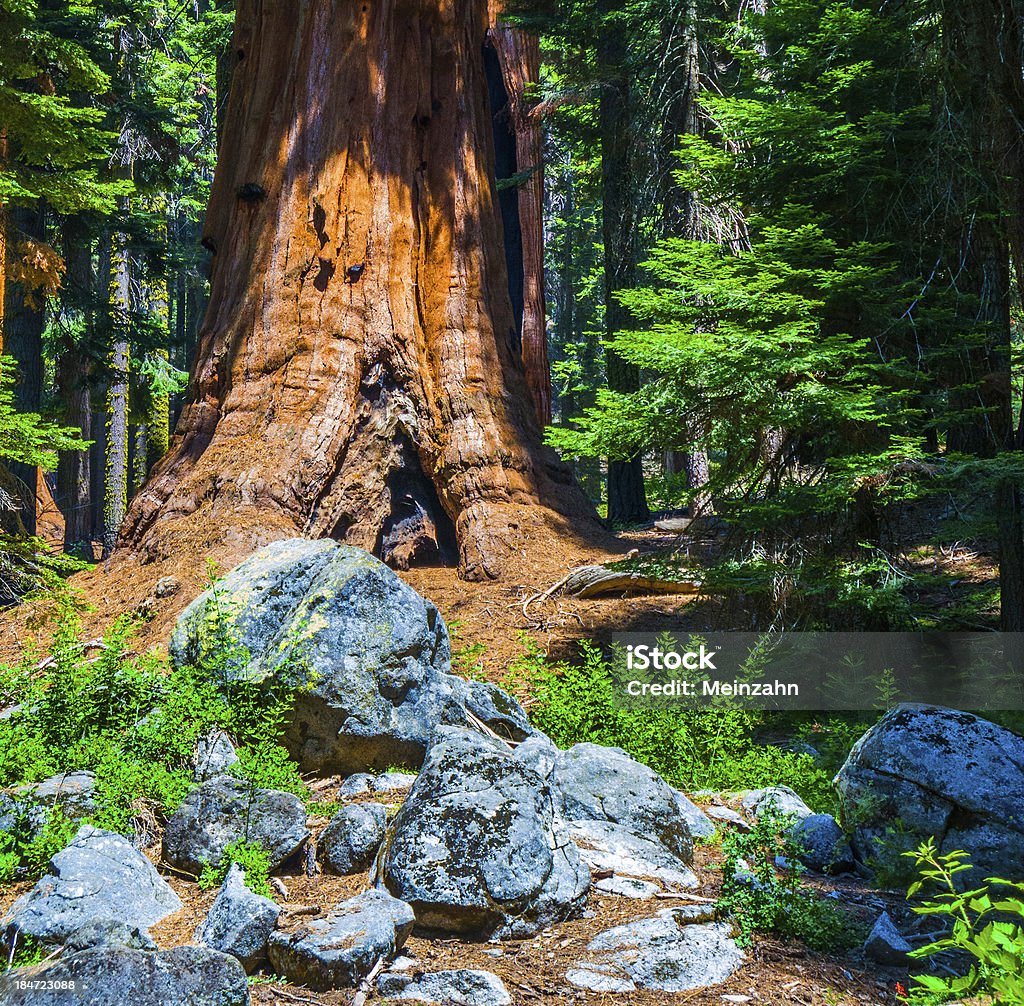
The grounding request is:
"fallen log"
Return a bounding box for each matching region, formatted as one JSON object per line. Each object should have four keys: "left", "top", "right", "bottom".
{"left": 523, "top": 561, "right": 701, "bottom": 617}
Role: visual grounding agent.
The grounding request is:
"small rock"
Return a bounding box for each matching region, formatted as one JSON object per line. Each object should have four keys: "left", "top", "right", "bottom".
{"left": 193, "top": 729, "right": 239, "bottom": 782}
{"left": 0, "top": 771, "right": 97, "bottom": 840}
{"left": 0, "top": 826, "right": 182, "bottom": 948}
{"left": 705, "top": 805, "right": 750, "bottom": 830}
{"left": 789, "top": 814, "right": 854, "bottom": 874}
{"left": 0, "top": 946, "right": 248, "bottom": 1006}
{"left": 319, "top": 803, "right": 387, "bottom": 874}
{"left": 195, "top": 863, "right": 280, "bottom": 973}
{"left": 267, "top": 889, "right": 415, "bottom": 991}
{"left": 338, "top": 773, "right": 374, "bottom": 799}
{"left": 389, "top": 969, "right": 512, "bottom": 1005}
{"left": 864, "top": 911, "right": 912, "bottom": 965}
{"left": 739, "top": 786, "right": 813, "bottom": 821}
{"left": 371, "top": 772, "right": 418, "bottom": 793}
{"left": 594, "top": 875, "right": 660, "bottom": 899}
{"left": 378, "top": 972, "right": 415, "bottom": 996}
{"left": 162, "top": 775, "right": 309, "bottom": 875}
{"left": 154, "top": 576, "right": 181, "bottom": 598}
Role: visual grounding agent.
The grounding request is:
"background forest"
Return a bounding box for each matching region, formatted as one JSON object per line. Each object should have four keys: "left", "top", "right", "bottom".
{"left": 1, "top": 0, "right": 1023, "bottom": 635}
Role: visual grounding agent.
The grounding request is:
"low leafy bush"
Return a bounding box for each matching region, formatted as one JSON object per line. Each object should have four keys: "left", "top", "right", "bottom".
{"left": 198, "top": 837, "right": 273, "bottom": 898}
{"left": 717, "top": 809, "right": 864, "bottom": 951}
{"left": 903, "top": 839, "right": 1024, "bottom": 1004}
{"left": 0, "top": 582, "right": 307, "bottom": 879}
{"left": 524, "top": 638, "right": 836, "bottom": 809}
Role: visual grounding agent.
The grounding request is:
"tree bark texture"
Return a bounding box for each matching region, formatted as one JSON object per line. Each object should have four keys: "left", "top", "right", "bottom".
{"left": 121, "top": 0, "right": 597, "bottom": 580}
{"left": 487, "top": 7, "right": 551, "bottom": 425}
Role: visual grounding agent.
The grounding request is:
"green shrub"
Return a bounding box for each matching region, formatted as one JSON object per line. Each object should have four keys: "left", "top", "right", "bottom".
{"left": 0, "top": 578, "right": 309, "bottom": 878}
{"left": 717, "top": 809, "right": 864, "bottom": 951}
{"left": 903, "top": 839, "right": 1024, "bottom": 1004}
{"left": 0, "top": 802, "right": 77, "bottom": 883}
{"left": 198, "top": 838, "right": 273, "bottom": 898}
{"left": 526, "top": 639, "right": 835, "bottom": 808}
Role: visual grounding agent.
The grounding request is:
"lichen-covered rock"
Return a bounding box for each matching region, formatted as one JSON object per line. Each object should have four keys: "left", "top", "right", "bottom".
{"left": 169, "top": 540, "right": 532, "bottom": 774}
{"left": 320, "top": 803, "right": 387, "bottom": 874}
{"left": 0, "top": 771, "right": 97, "bottom": 844}
{"left": 383, "top": 969, "right": 512, "bottom": 1005}
{"left": 64, "top": 919, "right": 157, "bottom": 953}
{"left": 0, "top": 826, "right": 181, "bottom": 948}
{"left": 0, "top": 946, "right": 249, "bottom": 1006}
{"left": 162, "top": 776, "right": 308, "bottom": 875}
{"left": 566, "top": 913, "right": 743, "bottom": 993}
{"left": 195, "top": 863, "right": 280, "bottom": 973}
{"left": 381, "top": 728, "right": 590, "bottom": 938}
{"left": 567, "top": 819, "right": 697, "bottom": 888}
{"left": 193, "top": 730, "right": 240, "bottom": 782}
{"left": 540, "top": 743, "right": 694, "bottom": 862}
{"left": 672, "top": 791, "right": 716, "bottom": 840}
{"left": 267, "top": 889, "right": 414, "bottom": 991}
{"left": 835, "top": 704, "right": 1024, "bottom": 878}
{"left": 789, "top": 814, "right": 854, "bottom": 874}
{"left": 739, "top": 786, "right": 813, "bottom": 822}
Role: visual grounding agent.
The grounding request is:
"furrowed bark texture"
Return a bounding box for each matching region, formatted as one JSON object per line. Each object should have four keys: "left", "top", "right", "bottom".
{"left": 121, "top": 0, "right": 597, "bottom": 579}
{"left": 487, "top": 8, "right": 551, "bottom": 425}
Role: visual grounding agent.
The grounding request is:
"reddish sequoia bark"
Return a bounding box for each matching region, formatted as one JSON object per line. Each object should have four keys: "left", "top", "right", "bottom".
{"left": 121, "top": 0, "right": 597, "bottom": 579}
{"left": 487, "top": 7, "right": 551, "bottom": 426}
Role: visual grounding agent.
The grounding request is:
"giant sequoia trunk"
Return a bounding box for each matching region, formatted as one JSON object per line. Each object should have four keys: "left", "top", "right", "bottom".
{"left": 121, "top": 0, "right": 597, "bottom": 579}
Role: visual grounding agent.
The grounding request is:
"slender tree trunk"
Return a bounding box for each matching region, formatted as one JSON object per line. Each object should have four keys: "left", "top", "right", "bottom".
{"left": 104, "top": 223, "right": 131, "bottom": 558}
{"left": 56, "top": 216, "right": 94, "bottom": 555}
{"left": 599, "top": 1, "right": 650, "bottom": 524}
{"left": 2, "top": 204, "right": 46, "bottom": 535}
{"left": 120, "top": 0, "right": 598, "bottom": 579}
{"left": 488, "top": 7, "right": 551, "bottom": 425}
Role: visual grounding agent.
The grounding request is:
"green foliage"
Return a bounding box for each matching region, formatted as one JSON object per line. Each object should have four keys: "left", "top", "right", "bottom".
{"left": 0, "top": 801, "right": 77, "bottom": 883}
{"left": 524, "top": 638, "right": 834, "bottom": 809}
{"left": 0, "top": 576, "right": 307, "bottom": 878}
{"left": 718, "top": 808, "right": 864, "bottom": 952}
{"left": 198, "top": 838, "right": 273, "bottom": 899}
{"left": 903, "top": 840, "right": 1024, "bottom": 1005}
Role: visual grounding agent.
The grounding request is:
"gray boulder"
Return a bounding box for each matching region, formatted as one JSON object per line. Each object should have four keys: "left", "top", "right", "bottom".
{"left": 835, "top": 704, "right": 1024, "bottom": 879}
{"left": 383, "top": 969, "right": 512, "bottom": 1005}
{"left": 381, "top": 728, "right": 590, "bottom": 938}
{"left": 195, "top": 863, "right": 280, "bottom": 973}
{"left": 566, "top": 913, "right": 743, "bottom": 993}
{"left": 567, "top": 819, "right": 697, "bottom": 888}
{"left": 0, "top": 946, "right": 248, "bottom": 1006}
{"left": 739, "top": 786, "right": 813, "bottom": 821}
{"left": 338, "top": 773, "right": 374, "bottom": 799}
{"left": 789, "top": 814, "right": 854, "bottom": 874}
{"left": 535, "top": 743, "right": 694, "bottom": 863}
{"left": 193, "top": 730, "right": 239, "bottom": 782}
{"left": 267, "top": 889, "right": 414, "bottom": 991}
{"left": 864, "top": 911, "right": 912, "bottom": 965}
{"left": 673, "top": 791, "right": 716, "bottom": 840}
{"left": 320, "top": 803, "right": 387, "bottom": 874}
{"left": 64, "top": 919, "right": 157, "bottom": 953}
{"left": 1, "top": 826, "right": 181, "bottom": 948}
{"left": 169, "top": 539, "right": 532, "bottom": 775}
{"left": 372, "top": 772, "right": 418, "bottom": 794}
{"left": 0, "top": 771, "right": 97, "bottom": 842}
{"left": 162, "top": 776, "right": 308, "bottom": 875}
